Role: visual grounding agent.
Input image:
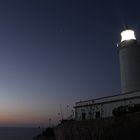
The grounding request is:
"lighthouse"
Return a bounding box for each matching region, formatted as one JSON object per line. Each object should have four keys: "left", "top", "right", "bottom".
{"left": 118, "top": 28, "right": 140, "bottom": 94}
{"left": 75, "top": 28, "right": 140, "bottom": 121}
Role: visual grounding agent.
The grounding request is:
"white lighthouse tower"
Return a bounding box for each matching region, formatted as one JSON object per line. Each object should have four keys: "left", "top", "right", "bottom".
{"left": 118, "top": 28, "right": 140, "bottom": 94}
{"left": 74, "top": 28, "right": 140, "bottom": 121}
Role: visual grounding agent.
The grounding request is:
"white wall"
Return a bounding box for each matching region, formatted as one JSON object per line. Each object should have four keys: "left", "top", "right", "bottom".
{"left": 75, "top": 92, "right": 140, "bottom": 120}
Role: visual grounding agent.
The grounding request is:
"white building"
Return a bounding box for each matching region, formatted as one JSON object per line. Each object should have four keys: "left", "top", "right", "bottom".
{"left": 75, "top": 28, "right": 140, "bottom": 120}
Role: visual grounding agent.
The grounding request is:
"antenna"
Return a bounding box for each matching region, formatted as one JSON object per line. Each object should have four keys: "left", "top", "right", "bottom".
{"left": 59, "top": 104, "right": 63, "bottom": 120}
{"left": 48, "top": 118, "right": 52, "bottom": 127}
{"left": 123, "top": 20, "right": 129, "bottom": 30}
{"left": 124, "top": 24, "right": 128, "bottom": 30}
{"left": 66, "top": 105, "right": 69, "bottom": 119}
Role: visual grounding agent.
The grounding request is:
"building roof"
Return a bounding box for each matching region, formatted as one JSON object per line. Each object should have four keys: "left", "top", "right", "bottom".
{"left": 75, "top": 90, "right": 140, "bottom": 108}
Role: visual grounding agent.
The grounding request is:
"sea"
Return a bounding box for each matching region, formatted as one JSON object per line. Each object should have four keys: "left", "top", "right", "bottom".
{"left": 0, "top": 127, "right": 42, "bottom": 140}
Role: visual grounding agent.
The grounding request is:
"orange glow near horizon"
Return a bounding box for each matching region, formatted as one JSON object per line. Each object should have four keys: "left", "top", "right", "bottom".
{"left": 0, "top": 97, "right": 59, "bottom": 127}
{"left": 0, "top": 112, "right": 52, "bottom": 127}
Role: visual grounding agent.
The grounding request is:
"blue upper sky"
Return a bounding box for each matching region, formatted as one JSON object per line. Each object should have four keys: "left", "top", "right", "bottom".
{"left": 0, "top": 0, "right": 139, "bottom": 127}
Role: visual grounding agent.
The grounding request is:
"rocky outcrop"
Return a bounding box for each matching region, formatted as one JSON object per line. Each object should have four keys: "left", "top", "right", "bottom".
{"left": 54, "top": 112, "right": 140, "bottom": 140}
{"left": 33, "top": 127, "right": 56, "bottom": 140}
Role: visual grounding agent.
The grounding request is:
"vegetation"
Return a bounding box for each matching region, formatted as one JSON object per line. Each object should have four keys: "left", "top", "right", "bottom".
{"left": 113, "top": 104, "right": 140, "bottom": 117}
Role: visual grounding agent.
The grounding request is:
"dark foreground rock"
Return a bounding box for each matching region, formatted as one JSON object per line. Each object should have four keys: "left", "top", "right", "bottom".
{"left": 33, "top": 127, "right": 56, "bottom": 140}
{"left": 54, "top": 112, "right": 140, "bottom": 140}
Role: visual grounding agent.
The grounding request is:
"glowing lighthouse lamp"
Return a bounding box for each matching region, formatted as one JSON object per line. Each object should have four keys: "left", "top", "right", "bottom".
{"left": 121, "top": 29, "right": 136, "bottom": 42}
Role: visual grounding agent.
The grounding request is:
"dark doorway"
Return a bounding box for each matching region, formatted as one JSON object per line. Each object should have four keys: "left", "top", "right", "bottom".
{"left": 95, "top": 111, "right": 100, "bottom": 118}
{"left": 82, "top": 113, "right": 86, "bottom": 120}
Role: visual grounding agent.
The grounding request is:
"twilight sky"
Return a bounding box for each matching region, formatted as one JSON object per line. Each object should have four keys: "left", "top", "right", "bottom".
{"left": 0, "top": 0, "right": 140, "bottom": 127}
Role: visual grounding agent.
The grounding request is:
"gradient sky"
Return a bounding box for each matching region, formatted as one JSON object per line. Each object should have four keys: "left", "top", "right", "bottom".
{"left": 0, "top": 0, "right": 140, "bottom": 127}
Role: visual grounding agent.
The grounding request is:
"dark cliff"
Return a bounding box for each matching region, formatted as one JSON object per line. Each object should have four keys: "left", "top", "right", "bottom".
{"left": 54, "top": 112, "right": 140, "bottom": 140}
